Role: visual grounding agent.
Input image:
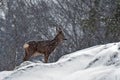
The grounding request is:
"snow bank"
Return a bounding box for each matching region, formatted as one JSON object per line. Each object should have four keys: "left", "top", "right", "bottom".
{"left": 1, "top": 42, "right": 120, "bottom": 80}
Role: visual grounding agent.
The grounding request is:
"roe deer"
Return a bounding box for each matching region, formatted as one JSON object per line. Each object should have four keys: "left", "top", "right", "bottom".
{"left": 23, "top": 27, "right": 66, "bottom": 63}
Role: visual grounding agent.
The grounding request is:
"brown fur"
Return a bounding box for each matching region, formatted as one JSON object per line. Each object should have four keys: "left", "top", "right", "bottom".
{"left": 23, "top": 27, "right": 66, "bottom": 63}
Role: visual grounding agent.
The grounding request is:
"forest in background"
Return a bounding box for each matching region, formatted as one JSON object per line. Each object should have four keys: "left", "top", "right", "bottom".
{"left": 0, "top": 0, "right": 120, "bottom": 71}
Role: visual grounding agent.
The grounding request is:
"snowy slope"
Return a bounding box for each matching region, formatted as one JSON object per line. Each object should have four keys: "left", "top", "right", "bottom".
{"left": 1, "top": 42, "right": 120, "bottom": 80}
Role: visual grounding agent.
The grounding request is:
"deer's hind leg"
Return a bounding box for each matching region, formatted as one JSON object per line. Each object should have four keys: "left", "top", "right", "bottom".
{"left": 23, "top": 49, "right": 30, "bottom": 61}
{"left": 44, "top": 53, "right": 50, "bottom": 63}
{"left": 23, "top": 48, "right": 36, "bottom": 61}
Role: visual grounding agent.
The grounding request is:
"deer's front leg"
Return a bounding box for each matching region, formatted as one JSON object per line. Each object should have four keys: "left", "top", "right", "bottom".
{"left": 44, "top": 53, "right": 49, "bottom": 63}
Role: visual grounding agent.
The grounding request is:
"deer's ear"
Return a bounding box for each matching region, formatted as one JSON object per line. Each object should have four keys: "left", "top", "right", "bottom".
{"left": 56, "top": 27, "right": 62, "bottom": 32}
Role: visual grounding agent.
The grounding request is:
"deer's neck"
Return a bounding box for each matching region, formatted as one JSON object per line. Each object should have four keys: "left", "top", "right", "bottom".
{"left": 53, "top": 34, "right": 61, "bottom": 45}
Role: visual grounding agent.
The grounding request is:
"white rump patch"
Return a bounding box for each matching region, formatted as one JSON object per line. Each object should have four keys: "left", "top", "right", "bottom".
{"left": 23, "top": 43, "right": 29, "bottom": 48}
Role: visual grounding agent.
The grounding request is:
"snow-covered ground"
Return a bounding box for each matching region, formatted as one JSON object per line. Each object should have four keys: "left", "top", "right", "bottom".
{"left": 1, "top": 42, "right": 120, "bottom": 80}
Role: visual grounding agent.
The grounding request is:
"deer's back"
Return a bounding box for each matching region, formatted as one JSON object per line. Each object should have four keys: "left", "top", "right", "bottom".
{"left": 36, "top": 40, "right": 57, "bottom": 53}
{"left": 27, "top": 40, "right": 57, "bottom": 54}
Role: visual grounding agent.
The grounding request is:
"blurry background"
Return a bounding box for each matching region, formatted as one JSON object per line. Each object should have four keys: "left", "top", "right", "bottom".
{"left": 0, "top": 0, "right": 120, "bottom": 71}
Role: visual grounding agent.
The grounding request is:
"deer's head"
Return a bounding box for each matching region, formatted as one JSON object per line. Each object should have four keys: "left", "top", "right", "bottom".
{"left": 56, "top": 27, "right": 67, "bottom": 42}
